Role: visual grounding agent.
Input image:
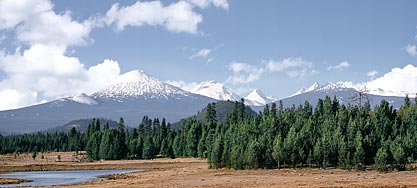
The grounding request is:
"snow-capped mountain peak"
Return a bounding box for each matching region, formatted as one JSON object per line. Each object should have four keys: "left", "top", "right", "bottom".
{"left": 92, "top": 70, "right": 190, "bottom": 100}
{"left": 291, "top": 82, "right": 351, "bottom": 97}
{"left": 191, "top": 81, "right": 241, "bottom": 101}
{"left": 68, "top": 93, "right": 98, "bottom": 105}
{"left": 318, "top": 82, "right": 349, "bottom": 91}
{"left": 111, "top": 70, "right": 151, "bottom": 84}
{"left": 291, "top": 82, "right": 320, "bottom": 96}
{"left": 245, "top": 89, "right": 278, "bottom": 106}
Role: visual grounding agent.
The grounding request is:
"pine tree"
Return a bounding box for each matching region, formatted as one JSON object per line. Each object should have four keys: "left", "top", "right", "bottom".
{"left": 375, "top": 146, "right": 389, "bottom": 171}
{"left": 404, "top": 94, "right": 411, "bottom": 108}
{"left": 68, "top": 127, "right": 79, "bottom": 152}
{"left": 272, "top": 135, "right": 283, "bottom": 168}
{"left": 391, "top": 137, "right": 406, "bottom": 170}
{"left": 99, "top": 128, "right": 112, "bottom": 160}
{"left": 143, "top": 135, "right": 156, "bottom": 159}
{"left": 114, "top": 117, "right": 127, "bottom": 159}
{"left": 209, "top": 136, "right": 223, "bottom": 169}
{"left": 353, "top": 131, "right": 365, "bottom": 169}
{"left": 86, "top": 132, "right": 101, "bottom": 160}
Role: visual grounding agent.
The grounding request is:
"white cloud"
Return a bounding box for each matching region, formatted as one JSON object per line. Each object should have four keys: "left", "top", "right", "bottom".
{"left": 404, "top": 44, "right": 417, "bottom": 57}
{"left": 265, "top": 57, "right": 318, "bottom": 79}
{"left": 0, "top": 0, "right": 92, "bottom": 47}
{"left": 186, "top": 0, "right": 229, "bottom": 10}
{"left": 226, "top": 62, "right": 265, "bottom": 84}
{"left": 0, "top": 0, "right": 52, "bottom": 29}
{"left": 0, "top": 0, "right": 228, "bottom": 110}
{"left": 166, "top": 80, "right": 198, "bottom": 92}
{"left": 366, "top": 70, "right": 378, "bottom": 77}
{"left": 363, "top": 64, "right": 417, "bottom": 96}
{"left": 0, "top": 0, "right": 121, "bottom": 110}
{"left": 189, "top": 48, "right": 212, "bottom": 59}
{"left": 0, "top": 89, "right": 38, "bottom": 111}
{"left": 0, "top": 45, "right": 121, "bottom": 108}
{"left": 104, "top": 1, "right": 203, "bottom": 33}
{"left": 226, "top": 57, "right": 317, "bottom": 85}
{"left": 16, "top": 11, "right": 92, "bottom": 47}
{"left": 326, "top": 61, "right": 350, "bottom": 71}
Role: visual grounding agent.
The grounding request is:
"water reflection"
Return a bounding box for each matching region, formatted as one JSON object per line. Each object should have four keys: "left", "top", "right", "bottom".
{"left": 0, "top": 169, "right": 139, "bottom": 187}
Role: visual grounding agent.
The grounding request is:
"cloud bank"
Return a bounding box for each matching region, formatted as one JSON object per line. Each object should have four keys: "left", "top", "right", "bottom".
{"left": 104, "top": 1, "right": 202, "bottom": 33}
{"left": 0, "top": 0, "right": 228, "bottom": 110}
{"left": 327, "top": 61, "right": 350, "bottom": 71}
{"left": 365, "top": 64, "right": 417, "bottom": 96}
{"left": 226, "top": 57, "right": 317, "bottom": 85}
{"left": 166, "top": 80, "right": 199, "bottom": 92}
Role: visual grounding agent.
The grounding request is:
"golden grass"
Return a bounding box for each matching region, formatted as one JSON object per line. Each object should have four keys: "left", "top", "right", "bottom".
{"left": 1, "top": 152, "right": 417, "bottom": 188}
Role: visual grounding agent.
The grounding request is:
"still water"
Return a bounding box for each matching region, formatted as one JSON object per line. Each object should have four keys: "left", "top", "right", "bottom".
{"left": 0, "top": 169, "right": 140, "bottom": 187}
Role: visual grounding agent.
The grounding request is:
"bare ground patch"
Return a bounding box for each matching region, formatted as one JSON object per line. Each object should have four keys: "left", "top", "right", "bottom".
{"left": 2, "top": 152, "right": 417, "bottom": 188}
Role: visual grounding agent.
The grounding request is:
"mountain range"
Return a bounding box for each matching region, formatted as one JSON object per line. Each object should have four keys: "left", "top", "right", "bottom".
{"left": 0, "top": 70, "right": 411, "bottom": 134}
{"left": 0, "top": 70, "right": 214, "bottom": 134}
{"left": 282, "top": 82, "right": 407, "bottom": 109}
{"left": 191, "top": 81, "right": 278, "bottom": 106}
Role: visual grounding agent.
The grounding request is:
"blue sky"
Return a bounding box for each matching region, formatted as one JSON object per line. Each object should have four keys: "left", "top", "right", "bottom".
{"left": 1, "top": 0, "right": 417, "bottom": 110}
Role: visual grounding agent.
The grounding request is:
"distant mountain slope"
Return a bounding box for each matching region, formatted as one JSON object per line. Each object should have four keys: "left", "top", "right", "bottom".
{"left": 45, "top": 118, "right": 119, "bottom": 133}
{"left": 172, "top": 100, "right": 257, "bottom": 129}
{"left": 282, "top": 82, "right": 407, "bottom": 109}
{"left": 0, "top": 70, "right": 215, "bottom": 134}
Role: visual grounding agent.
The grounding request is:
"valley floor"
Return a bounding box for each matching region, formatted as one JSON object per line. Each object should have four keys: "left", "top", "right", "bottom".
{"left": 1, "top": 152, "right": 417, "bottom": 188}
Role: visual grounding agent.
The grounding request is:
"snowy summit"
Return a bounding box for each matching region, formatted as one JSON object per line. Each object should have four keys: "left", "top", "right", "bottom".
{"left": 291, "top": 82, "right": 351, "bottom": 96}
{"left": 245, "top": 89, "right": 278, "bottom": 106}
{"left": 92, "top": 70, "right": 191, "bottom": 100}
{"left": 191, "top": 81, "right": 241, "bottom": 101}
{"left": 68, "top": 93, "right": 98, "bottom": 106}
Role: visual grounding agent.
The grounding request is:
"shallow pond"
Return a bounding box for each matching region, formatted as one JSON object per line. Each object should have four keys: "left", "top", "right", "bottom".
{"left": 0, "top": 169, "right": 140, "bottom": 187}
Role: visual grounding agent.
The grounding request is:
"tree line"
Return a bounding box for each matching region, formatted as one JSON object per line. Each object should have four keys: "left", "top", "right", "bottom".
{"left": 1, "top": 96, "right": 417, "bottom": 171}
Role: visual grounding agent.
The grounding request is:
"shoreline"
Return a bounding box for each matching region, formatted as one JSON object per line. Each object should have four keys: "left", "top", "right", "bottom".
{"left": 2, "top": 152, "right": 417, "bottom": 188}
{"left": 0, "top": 178, "right": 32, "bottom": 185}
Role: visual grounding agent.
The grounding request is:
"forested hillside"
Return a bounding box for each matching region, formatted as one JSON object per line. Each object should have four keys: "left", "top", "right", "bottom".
{"left": 1, "top": 96, "right": 417, "bottom": 171}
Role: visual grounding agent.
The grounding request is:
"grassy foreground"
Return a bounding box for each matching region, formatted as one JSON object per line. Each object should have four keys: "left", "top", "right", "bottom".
{"left": 1, "top": 152, "right": 417, "bottom": 187}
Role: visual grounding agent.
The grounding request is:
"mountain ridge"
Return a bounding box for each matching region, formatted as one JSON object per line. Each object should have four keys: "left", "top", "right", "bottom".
{"left": 191, "top": 81, "right": 240, "bottom": 101}
{"left": 0, "top": 70, "right": 215, "bottom": 134}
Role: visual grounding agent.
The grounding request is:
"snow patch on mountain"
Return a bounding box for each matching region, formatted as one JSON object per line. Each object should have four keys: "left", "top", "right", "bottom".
{"left": 191, "top": 81, "right": 241, "bottom": 101}
{"left": 316, "top": 82, "right": 349, "bottom": 91}
{"left": 291, "top": 82, "right": 352, "bottom": 96}
{"left": 245, "top": 89, "right": 278, "bottom": 106}
{"left": 68, "top": 93, "right": 98, "bottom": 105}
{"left": 292, "top": 81, "right": 417, "bottom": 99}
{"left": 291, "top": 82, "right": 319, "bottom": 96}
{"left": 92, "top": 70, "right": 192, "bottom": 100}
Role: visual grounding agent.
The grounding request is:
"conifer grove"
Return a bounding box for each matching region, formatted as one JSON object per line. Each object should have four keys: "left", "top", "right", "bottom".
{"left": 1, "top": 95, "right": 417, "bottom": 171}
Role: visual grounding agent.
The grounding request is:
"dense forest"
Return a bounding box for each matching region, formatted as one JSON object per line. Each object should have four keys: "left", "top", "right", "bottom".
{"left": 1, "top": 95, "right": 417, "bottom": 171}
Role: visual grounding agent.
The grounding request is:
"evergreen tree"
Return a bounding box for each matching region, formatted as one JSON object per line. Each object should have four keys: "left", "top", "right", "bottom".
{"left": 272, "top": 135, "right": 283, "bottom": 168}
{"left": 68, "top": 127, "right": 79, "bottom": 152}
{"left": 114, "top": 117, "right": 127, "bottom": 159}
{"left": 143, "top": 135, "right": 156, "bottom": 159}
{"left": 404, "top": 94, "right": 411, "bottom": 108}
{"left": 375, "top": 146, "right": 389, "bottom": 171}
{"left": 99, "top": 128, "right": 113, "bottom": 160}
{"left": 353, "top": 131, "right": 365, "bottom": 169}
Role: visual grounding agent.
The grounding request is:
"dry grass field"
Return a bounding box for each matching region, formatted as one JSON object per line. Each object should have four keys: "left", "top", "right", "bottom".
{"left": 1, "top": 152, "right": 417, "bottom": 187}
